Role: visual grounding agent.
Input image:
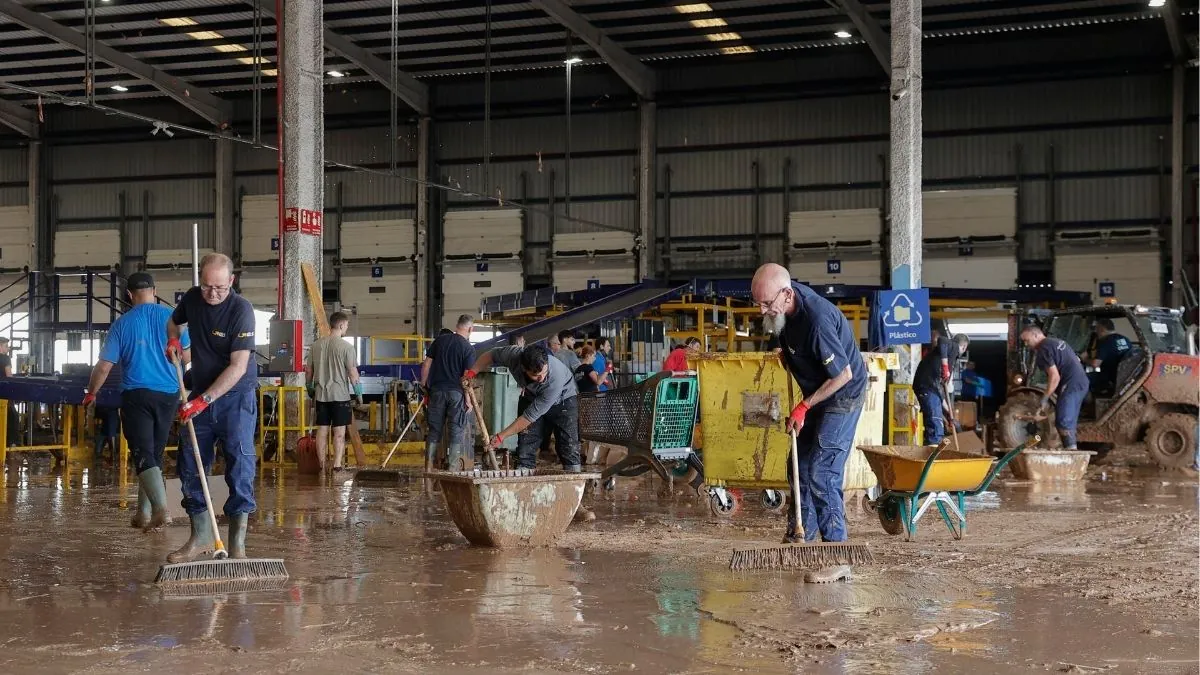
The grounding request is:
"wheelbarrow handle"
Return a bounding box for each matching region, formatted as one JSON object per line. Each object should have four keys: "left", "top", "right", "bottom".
{"left": 910, "top": 441, "right": 950, "bottom": 498}
{"left": 968, "top": 435, "right": 1040, "bottom": 496}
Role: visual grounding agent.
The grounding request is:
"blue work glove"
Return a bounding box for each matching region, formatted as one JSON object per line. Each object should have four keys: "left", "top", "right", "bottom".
{"left": 353, "top": 382, "right": 364, "bottom": 405}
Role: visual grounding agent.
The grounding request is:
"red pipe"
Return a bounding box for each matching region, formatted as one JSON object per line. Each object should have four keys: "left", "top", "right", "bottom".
{"left": 275, "top": 0, "right": 285, "bottom": 311}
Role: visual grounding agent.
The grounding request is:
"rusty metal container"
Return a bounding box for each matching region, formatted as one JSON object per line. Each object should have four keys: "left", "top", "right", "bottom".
{"left": 1008, "top": 449, "right": 1095, "bottom": 481}
{"left": 428, "top": 469, "right": 601, "bottom": 548}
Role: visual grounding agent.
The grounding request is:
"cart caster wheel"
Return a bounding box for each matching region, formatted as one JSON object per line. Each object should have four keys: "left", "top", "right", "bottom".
{"left": 760, "top": 489, "right": 786, "bottom": 514}
{"left": 709, "top": 490, "right": 741, "bottom": 519}
{"left": 603, "top": 477, "right": 617, "bottom": 492}
{"left": 877, "top": 496, "right": 906, "bottom": 536}
{"left": 861, "top": 492, "right": 876, "bottom": 514}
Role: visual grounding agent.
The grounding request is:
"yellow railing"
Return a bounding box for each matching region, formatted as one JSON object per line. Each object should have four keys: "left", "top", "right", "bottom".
{"left": 0, "top": 400, "right": 77, "bottom": 464}
{"left": 368, "top": 334, "right": 432, "bottom": 365}
{"left": 257, "top": 385, "right": 313, "bottom": 466}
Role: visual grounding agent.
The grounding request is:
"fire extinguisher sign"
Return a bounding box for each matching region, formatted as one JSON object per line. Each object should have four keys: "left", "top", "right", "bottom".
{"left": 283, "top": 207, "right": 323, "bottom": 236}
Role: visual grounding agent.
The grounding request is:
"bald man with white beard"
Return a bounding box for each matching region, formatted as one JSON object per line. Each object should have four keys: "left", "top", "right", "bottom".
{"left": 751, "top": 263, "right": 867, "bottom": 583}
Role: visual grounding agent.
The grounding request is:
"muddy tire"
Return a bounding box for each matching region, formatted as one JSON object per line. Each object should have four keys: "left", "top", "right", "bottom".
{"left": 760, "top": 489, "right": 786, "bottom": 514}
{"left": 709, "top": 490, "right": 741, "bottom": 519}
{"left": 1144, "top": 413, "right": 1198, "bottom": 469}
{"left": 877, "top": 496, "right": 906, "bottom": 536}
{"left": 998, "top": 391, "right": 1060, "bottom": 449}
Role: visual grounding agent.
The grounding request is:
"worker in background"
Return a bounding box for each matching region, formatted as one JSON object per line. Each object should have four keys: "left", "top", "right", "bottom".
{"left": 1086, "top": 318, "right": 1131, "bottom": 395}
{"left": 913, "top": 329, "right": 969, "bottom": 445}
{"left": 547, "top": 333, "right": 561, "bottom": 355}
{"left": 468, "top": 343, "right": 593, "bottom": 521}
{"left": 555, "top": 330, "right": 581, "bottom": 375}
{"left": 510, "top": 334, "right": 526, "bottom": 349}
{"left": 306, "top": 311, "right": 361, "bottom": 477}
{"left": 0, "top": 337, "right": 17, "bottom": 446}
{"left": 420, "top": 314, "right": 475, "bottom": 471}
{"left": 593, "top": 337, "right": 614, "bottom": 391}
{"left": 84, "top": 272, "right": 190, "bottom": 530}
{"left": 751, "top": 263, "right": 867, "bottom": 584}
{"left": 1020, "top": 325, "right": 1088, "bottom": 450}
{"left": 575, "top": 345, "right": 606, "bottom": 393}
{"left": 165, "top": 253, "right": 259, "bottom": 562}
{"left": 663, "top": 337, "right": 702, "bottom": 372}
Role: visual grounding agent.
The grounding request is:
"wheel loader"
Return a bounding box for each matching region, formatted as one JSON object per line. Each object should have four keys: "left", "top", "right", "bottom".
{"left": 998, "top": 304, "right": 1198, "bottom": 468}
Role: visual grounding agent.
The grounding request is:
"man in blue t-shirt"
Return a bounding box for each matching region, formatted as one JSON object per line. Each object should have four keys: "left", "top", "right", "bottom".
{"left": 84, "top": 271, "right": 191, "bottom": 531}
{"left": 419, "top": 315, "right": 476, "bottom": 470}
{"left": 1087, "top": 318, "right": 1132, "bottom": 395}
{"left": 752, "top": 263, "right": 866, "bottom": 584}
{"left": 164, "top": 253, "right": 260, "bottom": 562}
{"left": 1020, "top": 324, "right": 1089, "bottom": 450}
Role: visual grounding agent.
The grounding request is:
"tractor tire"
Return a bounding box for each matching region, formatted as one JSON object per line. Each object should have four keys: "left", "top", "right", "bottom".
{"left": 1144, "top": 413, "right": 1198, "bottom": 469}
{"left": 998, "top": 391, "right": 1060, "bottom": 449}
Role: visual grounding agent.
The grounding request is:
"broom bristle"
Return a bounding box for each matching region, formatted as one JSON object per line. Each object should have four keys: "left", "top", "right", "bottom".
{"left": 155, "top": 558, "right": 289, "bottom": 585}
{"left": 159, "top": 577, "right": 291, "bottom": 597}
{"left": 728, "top": 542, "right": 874, "bottom": 571}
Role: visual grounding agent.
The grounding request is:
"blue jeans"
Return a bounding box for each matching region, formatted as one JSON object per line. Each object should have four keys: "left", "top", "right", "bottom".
{"left": 788, "top": 396, "right": 865, "bottom": 543}
{"left": 916, "top": 389, "right": 944, "bottom": 445}
{"left": 178, "top": 388, "right": 257, "bottom": 517}
{"left": 1055, "top": 385, "right": 1088, "bottom": 449}
{"left": 427, "top": 388, "right": 468, "bottom": 448}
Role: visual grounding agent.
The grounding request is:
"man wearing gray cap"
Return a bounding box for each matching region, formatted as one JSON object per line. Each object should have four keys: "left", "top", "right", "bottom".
{"left": 85, "top": 271, "right": 190, "bottom": 531}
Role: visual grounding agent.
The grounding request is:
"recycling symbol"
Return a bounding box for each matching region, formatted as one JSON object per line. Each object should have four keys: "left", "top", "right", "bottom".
{"left": 881, "top": 292, "right": 924, "bottom": 328}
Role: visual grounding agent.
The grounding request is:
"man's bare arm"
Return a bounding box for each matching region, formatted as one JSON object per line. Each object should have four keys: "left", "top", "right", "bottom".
{"left": 201, "top": 350, "right": 251, "bottom": 400}
{"left": 86, "top": 360, "right": 115, "bottom": 398}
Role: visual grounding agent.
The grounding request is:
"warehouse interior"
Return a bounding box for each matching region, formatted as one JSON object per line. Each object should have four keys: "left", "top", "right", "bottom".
{"left": 0, "top": 0, "right": 1196, "bottom": 672}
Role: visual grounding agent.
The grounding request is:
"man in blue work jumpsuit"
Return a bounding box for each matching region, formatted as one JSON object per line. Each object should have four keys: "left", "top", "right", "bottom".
{"left": 752, "top": 263, "right": 867, "bottom": 584}
{"left": 913, "top": 329, "right": 969, "bottom": 445}
{"left": 84, "top": 271, "right": 190, "bottom": 530}
{"left": 1086, "top": 318, "right": 1131, "bottom": 396}
{"left": 165, "top": 253, "right": 260, "bottom": 562}
{"left": 1020, "top": 325, "right": 1088, "bottom": 450}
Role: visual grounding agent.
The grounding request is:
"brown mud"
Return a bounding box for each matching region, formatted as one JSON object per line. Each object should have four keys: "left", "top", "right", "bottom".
{"left": 0, "top": 454, "right": 1194, "bottom": 674}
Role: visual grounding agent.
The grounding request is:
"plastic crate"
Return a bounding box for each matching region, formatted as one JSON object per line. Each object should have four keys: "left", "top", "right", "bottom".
{"left": 652, "top": 377, "right": 697, "bottom": 451}
{"left": 578, "top": 372, "right": 698, "bottom": 459}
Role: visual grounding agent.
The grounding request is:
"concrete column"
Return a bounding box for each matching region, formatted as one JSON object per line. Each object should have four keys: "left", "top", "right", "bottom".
{"left": 1169, "top": 63, "right": 1184, "bottom": 307}
{"left": 415, "top": 116, "right": 430, "bottom": 336}
{"left": 888, "top": 0, "right": 922, "bottom": 444}
{"left": 27, "top": 138, "right": 38, "bottom": 259}
{"left": 215, "top": 137, "right": 235, "bottom": 257}
{"left": 637, "top": 100, "right": 657, "bottom": 281}
{"left": 280, "top": 0, "right": 324, "bottom": 381}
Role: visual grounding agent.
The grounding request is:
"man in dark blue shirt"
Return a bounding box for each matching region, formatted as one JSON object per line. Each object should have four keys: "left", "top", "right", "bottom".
{"left": 420, "top": 315, "right": 476, "bottom": 470}
{"left": 752, "top": 263, "right": 866, "bottom": 584}
{"left": 1020, "top": 325, "right": 1089, "bottom": 450}
{"left": 1087, "top": 318, "right": 1132, "bottom": 395}
{"left": 913, "top": 329, "right": 969, "bottom": 445}
{"left": 164, "top": 253, "right": 259, "bottom": 562}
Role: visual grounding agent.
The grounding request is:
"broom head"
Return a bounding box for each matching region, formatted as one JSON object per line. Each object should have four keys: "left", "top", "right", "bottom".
{"left": 155, "top": 558, "right": 289, "bottom": 585}
{"left": 729, "top": 541, "right": 873, "bottom": 571}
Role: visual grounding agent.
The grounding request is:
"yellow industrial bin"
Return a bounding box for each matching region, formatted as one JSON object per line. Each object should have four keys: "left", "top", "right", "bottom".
{"left": 694, "top": 352, "right": 892, "bottom": 516}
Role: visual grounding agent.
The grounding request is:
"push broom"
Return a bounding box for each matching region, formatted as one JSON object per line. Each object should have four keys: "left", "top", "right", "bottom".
{"left": 155, "top": 357, "right": 288, "bottom": 586}
{"left": 353, "top": 398, "right": 425, "bottom": 484}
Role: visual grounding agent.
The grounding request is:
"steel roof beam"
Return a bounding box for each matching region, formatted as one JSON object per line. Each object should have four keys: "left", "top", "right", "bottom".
{"left": 0, "top": 97, "right": 36, "bottom": 137}
{"left": 528, "top": 0, "right": 656, "bottom": 100}
{"left": 1160, "top": 0, "right": 1190, "bottom": 62}
{"left": 244, "top": 0, "right": 428, "bottom": 114}
{"left": 0, "top": 0, "right": 230, "bottom": 125}
{"left": 832, "top": 0, "right": 891, "bottom": 76}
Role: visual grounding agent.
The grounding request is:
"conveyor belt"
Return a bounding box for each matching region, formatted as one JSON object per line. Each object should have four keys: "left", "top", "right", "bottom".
{"left": 475, "top": 282, "right": 690, "bottom": 355}
{"left": 0, "top": 375, "right": 118, "bottom": 407}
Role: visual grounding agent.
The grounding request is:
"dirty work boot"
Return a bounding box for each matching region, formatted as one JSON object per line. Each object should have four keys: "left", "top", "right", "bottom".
{"left": 166, "top": 514, "right": 214, "bottom": 563}
{"left": 138, "top": 467, "right": 171, "bottom": 531}
{"left": 130, "top": 485, "right": 152, "bottom": 529}
{"left": 804, "top": 565, "right": 852, "bottom": 584}
{"left": 228, "top": 513, "right": 248, "bottom": 559}
{"left": 566, "top": 465, "right": 596, "bottom": 523}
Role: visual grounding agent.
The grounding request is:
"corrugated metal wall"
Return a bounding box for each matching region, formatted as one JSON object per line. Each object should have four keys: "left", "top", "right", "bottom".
{"left": 0, "top": 147, "right": 28, "bottom": 208}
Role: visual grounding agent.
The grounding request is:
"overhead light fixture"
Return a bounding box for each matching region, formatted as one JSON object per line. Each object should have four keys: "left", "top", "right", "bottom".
{"left": 835, "top": 30, "right": 852, "bottom": 39}
{"left": 674, "top": 3, "right": 713, "bottom": 13}
{"left": 111, "top": 84, "right": 128, "bottom": 92}
{"left": 1148, "top": 0, "right": 1165, "bottom": 6}
{"left": 690, "top": 18, "right": 726, "bottom": 28}
{"left": 162, "top": 17, "right": 277, "bottom": 76}
{"left": 720, "top": 45, "right": 755, "bottom": 55}
{"left": 564, "top": 56, "right": 582, "bottom": 65}
{"left": 705, "top": 32, "right": 741, "bottom": 42}
{"left": 327, "top": 70, "right": 346, "bottom": 78}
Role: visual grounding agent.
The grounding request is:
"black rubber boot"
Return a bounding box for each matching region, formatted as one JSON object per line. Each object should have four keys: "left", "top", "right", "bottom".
{"left": 138, "top": 467, "right": 170, "bottom": 531}
{"left": 130, "top": 485, "right": 151, "bottom": 529}
{"left": 166, "top": 514, "right": 214, "bottom": 563}
{"left": 228, "top": 513, "right": 248, "bottom": 559}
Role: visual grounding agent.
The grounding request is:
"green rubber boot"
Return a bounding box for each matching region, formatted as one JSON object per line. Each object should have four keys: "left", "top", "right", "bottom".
{"left": 166, "top": 514, "right": 214, "bottom": 564}
{"left": 130, "top": 485, "right": 151, "bottom": 529}
{"left": 228, "top": 513, "right": 248, "bottom": 560}
{"left": 138, "top": 467, "right": 171, "bottom": 531}
{"left": 425, "top": 441, "right": 439, "bottom": 470}
{"left": 446, "top": 443, "right": 470, "bottom": 472}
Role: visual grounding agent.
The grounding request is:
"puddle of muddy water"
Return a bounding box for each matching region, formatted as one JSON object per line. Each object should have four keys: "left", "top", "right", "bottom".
{"left": 0, "top": 465, "right": 1193, "bottom": 674}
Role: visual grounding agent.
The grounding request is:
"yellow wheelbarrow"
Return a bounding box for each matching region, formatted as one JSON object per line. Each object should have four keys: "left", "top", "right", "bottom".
{"left": 858, "top": 437, "right": 1037, "bottom": 540}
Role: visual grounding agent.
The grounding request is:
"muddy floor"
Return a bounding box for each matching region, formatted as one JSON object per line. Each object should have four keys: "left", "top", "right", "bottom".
{"left": 0, "top": 452, "right": 1195, "bottom": 674}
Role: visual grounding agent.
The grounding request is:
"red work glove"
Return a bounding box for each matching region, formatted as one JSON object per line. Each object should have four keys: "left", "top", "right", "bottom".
{"left": 178, "top": 396, "right": 209, "bottom": 423}
{"left": 166, "top": 337, "right": 184, "bottom": 362}
{"left": 464, "top": 370, "right": 477, "bottom": 380}
{"left": 605, "top": 362, "right": 613, "bottom": 373}
{"left": 786, "top": 401, "right": 810, "bottom": 435}
{"left": 941, "top": 363, "right": 951, "bottom": 382}
{"left": 82, "top": 392, "right": 96, "bottom": 408}
{"left": 488, "top": 433, "right": 505, "bottom": 450}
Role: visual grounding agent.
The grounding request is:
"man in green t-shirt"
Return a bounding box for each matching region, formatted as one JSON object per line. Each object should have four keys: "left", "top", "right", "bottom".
{"left": 306, "top": 311, "right": 362, "bottom": 475}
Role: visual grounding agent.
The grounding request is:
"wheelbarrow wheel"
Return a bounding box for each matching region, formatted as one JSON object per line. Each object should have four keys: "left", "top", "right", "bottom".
{"left": 877, "top": 496, "right": 906, "bottom": 536}
{"left": 760, "top": 489, "right": 787, "bottom": 514}
{"left": 709, "top": 489, "right": 741, "bottom": 519}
